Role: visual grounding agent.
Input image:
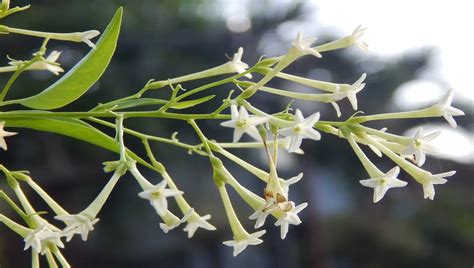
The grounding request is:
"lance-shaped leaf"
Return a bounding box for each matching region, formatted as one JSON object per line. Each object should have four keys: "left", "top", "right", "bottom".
{"left": 15, "top": 8, "right": 123, "bottom": 110}
{"left": 170, "top": 95, "right": 215, "bottom": 109}
{"left": 91, "top": 98, "right": 169, "bottom": 112}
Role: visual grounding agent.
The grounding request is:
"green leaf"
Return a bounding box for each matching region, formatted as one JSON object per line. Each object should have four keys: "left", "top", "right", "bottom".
{"left": 92, "top": 98, "right": 168, "bottom": 112}
{"left": 16, "top": 8, "right": 123, "bottom": 110}
{"left": 170, "top": 95, "right": 215, "bottom": 109}
{"left": 5, "top": 117, "right": 152, "bottom": 168}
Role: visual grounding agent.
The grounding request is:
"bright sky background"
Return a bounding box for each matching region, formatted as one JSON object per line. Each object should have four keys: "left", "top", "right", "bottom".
{"left": 213, "top": 0, "right": 474, "bottom": 163}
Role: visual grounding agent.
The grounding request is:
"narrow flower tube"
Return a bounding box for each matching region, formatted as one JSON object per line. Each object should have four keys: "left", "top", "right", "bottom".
{"left": 147, "top": 47, "right": 252, "bottom": 89}
{"left": 219, "top": 185, "right": 266, "bottom": 256}
{"left": 81, "top": 170, "right": 123, "bottom": 219}
{"left": 363, "top": 133, "right": 455, "bottom": 200}
{"left": 241, "top": 31, "right": 322, "bottom": 98}
{"left": 1, "top": 26, "right": 100, "bottom": 48}
{"left": 314, "top": 25, "right": 368, "bottom": 53}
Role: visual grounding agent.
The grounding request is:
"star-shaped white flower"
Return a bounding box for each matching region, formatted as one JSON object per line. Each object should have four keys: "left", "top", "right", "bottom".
{"left": 138, "top": 180, "right": 183, "bottom": 216}
{"left": 359, "top": 167, "right": 408, "bottom": 203}
{"left": 226, "top": 47, "right": 252, "bottom": 79}
{"left": 420, "top": 170, "right": 455, "bottom": 200}
{"left": 274, "top": 202, "right": 307, "bottom": 239}
{"left": 79, "top": 30, "right": 101, "bottom": 49}
{"left": 248, "top": 198, "right": 276, "bottom": 229}
{"left": 433, "top": 89, "right": 464, "bottom": 128}
{"left": 220, "top": 105, "right": 269, "bottom": 142}
{"left": 24, "top": 224, "right": 64, "bottom": 255}
{"left": 9, "top": 51, "right": 64, "bottom": 76}
{"left": 279, "top": 109, "right": 321, "bottom": 153}
{"left": 183, "top": 208, "right": 217, "bottom": 238}
{"left": 223, "top": 230, "right": 266, "bottom": 256}
{"left": 403, "top": 127, "right": 440, "bottom": 166}
{"left": 0, "top": 121, "right": 17, "bottom": 150}
{"left": 291, "top": 31, "right": 322, "bottom": 58}
{"left": 348, "top": 25, "right": 369, "bottom": 52}
{"left": 54, "top": 214, "right": 99, "bottom": 242}
{"left": 331, "top": 73, "right": 367, "bottom": 114}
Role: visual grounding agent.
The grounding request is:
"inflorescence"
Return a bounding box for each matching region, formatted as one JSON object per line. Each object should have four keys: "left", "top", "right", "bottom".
{"left": 0, "top": 2, "right": 465, "bottom": 266}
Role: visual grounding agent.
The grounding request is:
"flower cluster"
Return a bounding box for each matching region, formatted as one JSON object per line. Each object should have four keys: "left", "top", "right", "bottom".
{"left": 0, "top": 4, "right": 467, "bottom": 266}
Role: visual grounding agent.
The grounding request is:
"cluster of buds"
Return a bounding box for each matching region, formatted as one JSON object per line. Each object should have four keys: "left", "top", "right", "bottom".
{"left": 0, "top": 3, "right": 467, "bottom": 265}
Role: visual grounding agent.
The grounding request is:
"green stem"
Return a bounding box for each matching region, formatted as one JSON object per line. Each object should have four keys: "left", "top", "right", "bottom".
{"left": 0, "top": 110, "right": 229, "bottom": 120}
{"left": 188, "top": 119, "right": 212, "bottom": 155}
{"left": 88, "top": 118, "right": 206, "bottom": 156}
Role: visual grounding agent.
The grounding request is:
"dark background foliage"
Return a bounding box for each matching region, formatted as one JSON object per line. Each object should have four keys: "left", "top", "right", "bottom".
{"left": 0, "top": 1, "right": 472, "bottom": 267}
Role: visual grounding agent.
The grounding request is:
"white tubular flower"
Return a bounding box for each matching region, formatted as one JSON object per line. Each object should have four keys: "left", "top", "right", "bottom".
{"left": 54, "top": 214, "right": 99, "bottom": 242}
{"left": 419, "top": 171, "right": 455, "bottom": 200}
{"left": 274, "top": 202, "right": 307, "bottom": 239}
{"left": 79, "top": 30, "right": 101, "bottom": 49}
{"left": 138, "top": 180, "right": 184, "bottom": 216}
{"left": 226, "top": 47, "right": 252, "bottom": 79}
{"left": 9, "top": 51, "right": 64, "bottom": 76}
{"left": 433, "top": 89, "right": 465, "bottom": 128}
{"left": 223, "top": 230, "right": 266, "bottom": 257}
{"left": 248, "top": 198, "right": 276, "bottom": 229}
{"left": 220, "top": 105, "right": 269, "bottom": 142}
{"left": 332, "top": 73, "right": 367, "bottom": 111}
{"left": 403, "top": 127, "right": 441, "bottom": 166}
{"left": 359, "top": 167, "right": 408, "bottom": 203}
{"left": 183, "top": 209, "right": 217, "bottom": 238}
{"left": 349, "top": 25, "right": 369, "bottom": 52}
{"left": 279, "top": 109, "right": 321, "bottom": 153}
{"left": 24, "top": 224, "right": 64, "bottom": 255}
{"left": 291, "top": 31, "right": 322, "bottom": 58}
{"left": 0, "top": 121, "right": 17, "bottom": 150}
